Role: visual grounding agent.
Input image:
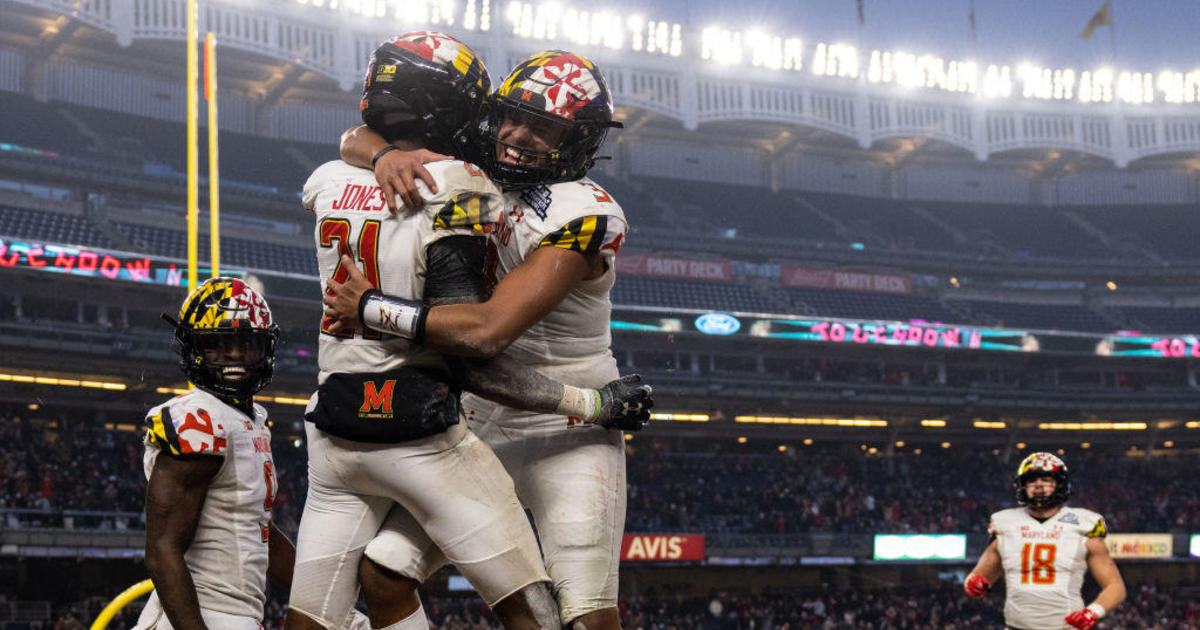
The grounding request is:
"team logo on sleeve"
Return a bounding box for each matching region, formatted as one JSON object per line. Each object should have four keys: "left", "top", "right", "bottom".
{"left": 539, "top": 215, "right": 609, "bottom": 254}
{"left": 146, "top": 406, "right": 226, "bottom": 456}
{"left": 434, "top": 194, "right": 494, "bottom": 233}
{"left": 1086, "top": 517, "right": 1107, "bottom": 538}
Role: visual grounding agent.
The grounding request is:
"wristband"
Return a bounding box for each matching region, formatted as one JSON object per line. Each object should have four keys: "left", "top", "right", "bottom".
{"left": 1086, "top": 603, "right": 1106, "bottom": 618}
{"left": 555, "top": 384, "right": 601, "bottom": 420}
{"left": 358, "top": 289, "right": 428, "bottom": 343}
{"left": 371, "top": 145, "right": 398, "bottom": 169}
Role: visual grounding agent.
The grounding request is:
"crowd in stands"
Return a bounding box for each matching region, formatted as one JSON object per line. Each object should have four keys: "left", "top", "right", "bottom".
{"left": 38, "top": 585, "right": 1195, "bottom": 630}
{"left": 4, "top": 408, "right": 1199, "bottom": 537}
{"left": 624, "top": 439, "right": 1199, "bottom": 535}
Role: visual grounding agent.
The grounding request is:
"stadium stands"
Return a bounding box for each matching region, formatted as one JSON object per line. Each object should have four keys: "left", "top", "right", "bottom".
{"left": 34, "top": 582, "right": 1200, "bottom": 630}
{"left": 611, "top": 275, "right": 784, "bottom": 313}
{"left": 955, "top": 299, "right": 1116, "bottom": 332}
{"left": 0, "top": 206, "right": 117, "bottom": 250}
{"left": 4, "top": 412, "right": 1194, "bottom": 537}
{"left": 110, "top": 221, "right": 316, "bottom": 274}
{"left": 784, "top": 287, "right": 961, "bottom": 322}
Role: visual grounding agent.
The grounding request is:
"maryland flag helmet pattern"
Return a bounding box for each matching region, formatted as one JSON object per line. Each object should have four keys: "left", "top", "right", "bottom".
{"left": 484, "top": 51, "right": 623, "bottom": 189}
{"left": 169, "top": 277, "right": 280, "bottom": 398}
{"left": 361, "top": 31, "right": 490, "bottom": 160}
{"left": 1013, "top": 452, "right": 1072, "bottom": 509}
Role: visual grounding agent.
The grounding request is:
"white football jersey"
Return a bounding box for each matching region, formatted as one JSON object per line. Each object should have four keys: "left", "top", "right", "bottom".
{"left": 142, "top": 389, "right": 275, "bottom": 619}
{"left": 990, "top": 505, "right": 1107, "bottom": 630}
{"left": 462, "top": 177, "right": 627, "bottom": 426}
{"left": 303, "top": 159, "right": 502, "bottom": 381}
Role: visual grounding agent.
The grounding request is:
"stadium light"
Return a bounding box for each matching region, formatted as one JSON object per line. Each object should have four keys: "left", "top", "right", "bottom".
{"left": 921, "top": 419, "right": 946, "bottom": 427}
{"left": 1016, "top": 442, "right": 1026, "bottom": 449}
{"left": 1038, "top": 422, "right": 1148, "bottom": 430}
{"left": 973, "top": 420, "right": 1006, "bottom": 429}
{"left": 735, "top": 416, "right": 887, "bottom": 427}
{"left": 1187, "top": 421, "right": 1200, "bottom": 428}
{"left": 0, "top": 372, "right": 125, "bottom": 390}
{"left": 650, "top": 413, "right": 710, "bottom": 422}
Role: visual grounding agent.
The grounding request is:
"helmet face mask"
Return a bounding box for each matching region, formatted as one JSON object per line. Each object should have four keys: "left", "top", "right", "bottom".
{"left": 170, "top": 277, "right": 279, "bottom": 399}
{"left": 1014, "top": 452, "right": 1072, "bottom": 510}
{"left": 360, "top": 32, "right": 490, "bottom": 161}
{"left": 481, "top": 51, "right": 621, "bottom": 189}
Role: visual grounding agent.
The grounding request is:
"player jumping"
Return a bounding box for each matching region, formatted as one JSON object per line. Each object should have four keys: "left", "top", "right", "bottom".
{"left": 329, "top": 49, "right": 639, "bottom": 630}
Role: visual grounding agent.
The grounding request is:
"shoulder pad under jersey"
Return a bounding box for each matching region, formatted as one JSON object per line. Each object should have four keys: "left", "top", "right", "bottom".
{"left": 423, "top": 161, "right": 502, "bottom": 233}
{"left": 145, "top": 390, "right": 231, "bottom": 457}
{"left": 1071, "top": 508, "right": 1107, "bottom": 538}
{"left": 303, "top": 160, "right": 363, "bottom": 212}
{"left": 532, "top": 178, "right": 627, "bottom": 255}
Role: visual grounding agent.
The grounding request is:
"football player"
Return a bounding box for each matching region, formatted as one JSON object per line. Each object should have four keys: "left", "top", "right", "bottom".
{"left": 289, "top": 34, "right": 650, "bottom": 630}
{"left": 137, "top": 277, "right": 290, "bottom": 630}
{"left": 964, "top": 452, "right": 1126, "bottom": 630}
{"left": 329, "top": 50, "right": 638, "bottom": 630}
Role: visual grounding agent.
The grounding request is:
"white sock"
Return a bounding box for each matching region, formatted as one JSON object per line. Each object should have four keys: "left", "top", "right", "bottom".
{"left": 376, "top": 601, "right": 428, "bottom": 630}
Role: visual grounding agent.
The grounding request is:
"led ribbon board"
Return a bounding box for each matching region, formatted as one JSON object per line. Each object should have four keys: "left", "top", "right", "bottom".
{"left": 1099, "top": 333, "right": 1200, "bottom": 358}
{"left": 0, "top": 238, "right": 238, "bottom": 287}
{"left": 613, "top": 312, "right": 1032, "bottom": 352}
{"left": 764, "top": 318, "right": 1028, "bottom": 351}
{"left": 873, "top": 534, "right": 966, "bottom": 561}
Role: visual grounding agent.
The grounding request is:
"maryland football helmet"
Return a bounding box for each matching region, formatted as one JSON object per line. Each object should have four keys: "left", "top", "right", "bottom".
{"left": 166, "top": 277, "right": 279, "bottom": 398}
{"left": 483, "top": 50, "right": 623, "bottom": 189}
{"left": 360, "top": 31, "right": 490, "bottom": 160}
{"left": 1014, "top": 452, "right": 1072, "bottom": 509}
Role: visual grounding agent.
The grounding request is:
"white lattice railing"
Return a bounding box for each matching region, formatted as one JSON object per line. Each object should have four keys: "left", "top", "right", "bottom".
{"left": 11, "top": 0, "right": 1200, "bottom": 166}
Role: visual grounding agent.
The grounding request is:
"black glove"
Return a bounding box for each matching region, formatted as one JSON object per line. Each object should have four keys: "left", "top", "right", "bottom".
{"left": 594, "top": 374, "right": 654, "bottom": 431}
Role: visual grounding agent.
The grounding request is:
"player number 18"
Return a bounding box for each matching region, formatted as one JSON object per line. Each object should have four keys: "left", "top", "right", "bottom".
{"left": 1020, "top": 542, "right": 1056, "bottom": 584}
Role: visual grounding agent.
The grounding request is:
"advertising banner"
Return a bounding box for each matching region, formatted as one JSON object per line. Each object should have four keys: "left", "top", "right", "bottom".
{"left": 616, "top": 254, "right": 732, "bottom": 282}
{"left": 1105, "top": 533, "right": 1173, "bottom": 559}
{"left": 873, "top": 534, "right": 967, "bottom": 561}
{"left": 620, "top": 534, "right": 706, "bottom": 562}
{"left": 782, "top": 266, "right": 912, "bottom": 294}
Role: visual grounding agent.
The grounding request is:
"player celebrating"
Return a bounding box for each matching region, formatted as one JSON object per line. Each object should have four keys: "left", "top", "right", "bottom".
{"left": 289, "top": 34, "right": 650, "bottom": 630}
{"left": 137, "top": 277, "right": 291, "bottom": 630}
{"left": 964, "top": 452, "right": 1126, "bottom": 630}
{"left": 329, "top": 50, "right": 637, "bottom": 630}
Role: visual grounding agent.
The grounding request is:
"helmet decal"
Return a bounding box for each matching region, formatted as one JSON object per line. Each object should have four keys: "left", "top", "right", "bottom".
{"left": 499, "top": 52, "right": 603, "bottom": 118}
{"left": 170, "top": 277, "right": 280, "bottom": 398}
{"left": 181, "top": 278, "right": 274, "bottom": 331}
{"left": 360, "top": 31, "right": 490, "bottom": 158}
{"left": 1017, "top": 452, "right": 1066, "bottom": 477}
{"left": 484, "top": 50, "right": 620, "bottom": 189}
{"left": 1013, "top": 452, "right": 1072, "bottom": 510}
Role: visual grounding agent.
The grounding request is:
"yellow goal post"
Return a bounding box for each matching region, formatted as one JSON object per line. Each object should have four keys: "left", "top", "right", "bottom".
{"left": 89, "top": 579, "right": 154, "bottom": 630}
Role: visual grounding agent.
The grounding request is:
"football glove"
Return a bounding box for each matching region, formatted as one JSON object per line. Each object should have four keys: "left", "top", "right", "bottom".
{"left": 1064, "top": 605, "right": 1104, "bottom": 630}
{"left": 593, "top": 374, "right": 654, "bottom": 431}
{"left": 963, "top": 573, "right": 990, "bottom": 597}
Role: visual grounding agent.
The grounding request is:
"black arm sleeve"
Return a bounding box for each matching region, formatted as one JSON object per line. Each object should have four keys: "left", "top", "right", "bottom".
{"left": 424, "top": 235, "right": 487, "bottom": 303}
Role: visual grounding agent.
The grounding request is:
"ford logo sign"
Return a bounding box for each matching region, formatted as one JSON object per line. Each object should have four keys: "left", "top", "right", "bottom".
{"left": 695, "top": 313, "right": 741, "bottom": 335}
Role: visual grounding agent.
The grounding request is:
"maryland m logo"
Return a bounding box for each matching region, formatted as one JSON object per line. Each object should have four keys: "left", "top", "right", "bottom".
{"left": 360, "top": 380, "right": 397, "bottom": 419}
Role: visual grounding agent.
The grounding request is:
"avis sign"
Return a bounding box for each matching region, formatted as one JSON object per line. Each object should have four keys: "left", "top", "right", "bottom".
{"left": 620, "top": 534, "right": 705, "bottom": 562}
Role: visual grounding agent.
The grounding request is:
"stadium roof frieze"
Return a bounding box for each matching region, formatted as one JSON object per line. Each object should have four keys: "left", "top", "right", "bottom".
{"left": 10, "top": 0, "right": 1200, "bottom": 166}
